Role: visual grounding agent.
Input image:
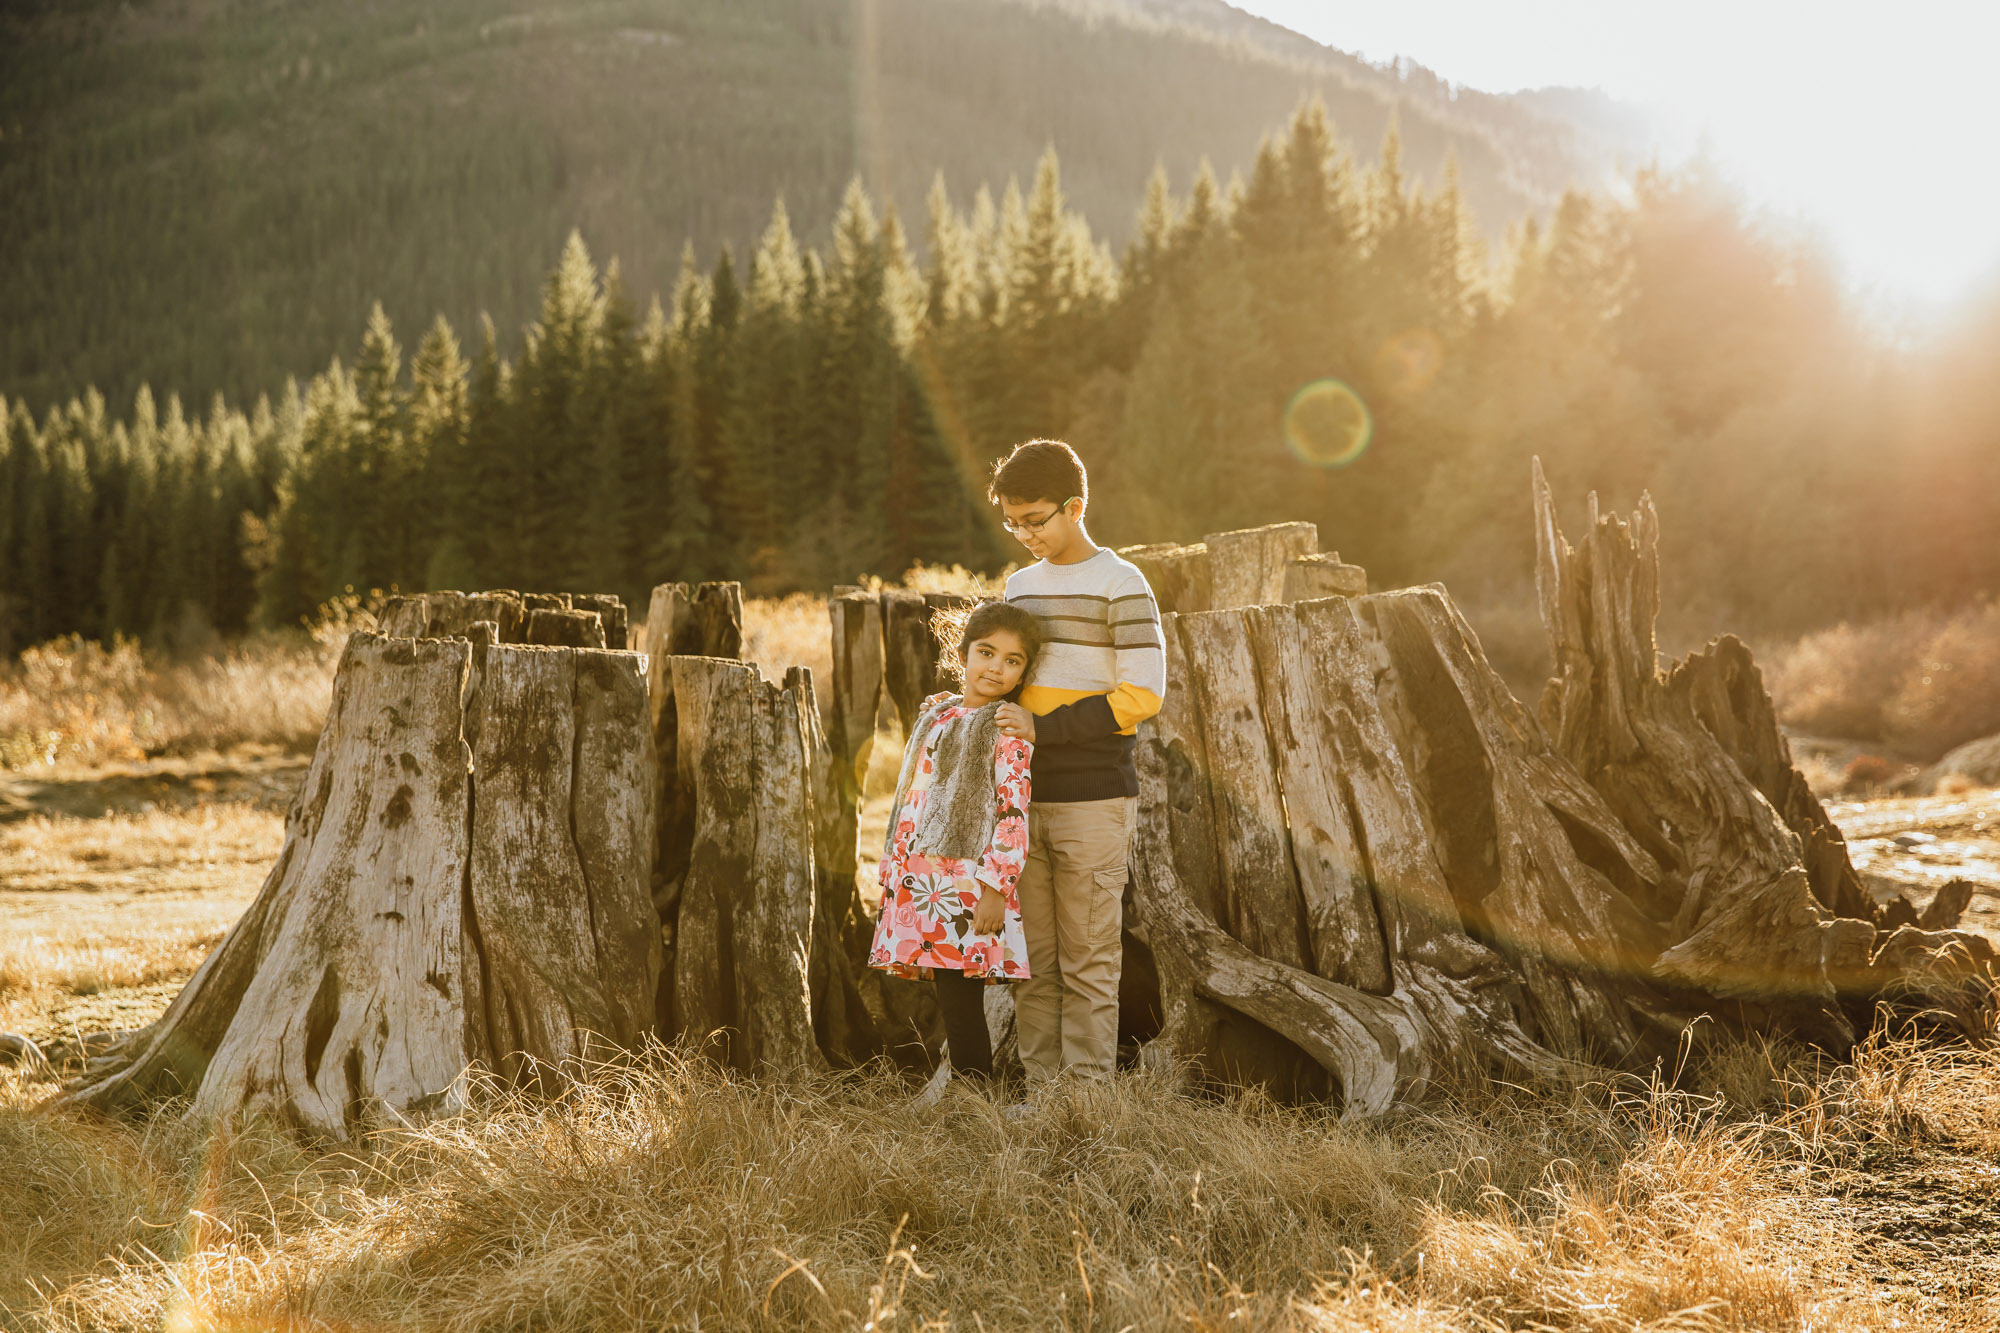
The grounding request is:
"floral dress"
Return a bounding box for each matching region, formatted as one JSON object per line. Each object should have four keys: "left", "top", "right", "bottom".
{"left": 867, "top": 693, "right": 1033, "bottom": 981}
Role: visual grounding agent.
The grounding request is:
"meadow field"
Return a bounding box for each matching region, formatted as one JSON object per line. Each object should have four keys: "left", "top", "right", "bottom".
{"left": 2, "top": 592, "right": 1999, "bottom": 1330}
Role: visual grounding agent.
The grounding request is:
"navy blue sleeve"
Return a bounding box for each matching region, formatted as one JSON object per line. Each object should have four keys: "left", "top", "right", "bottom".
{"left": 1031, "top": 693, "right": 1121, "bottom": 747}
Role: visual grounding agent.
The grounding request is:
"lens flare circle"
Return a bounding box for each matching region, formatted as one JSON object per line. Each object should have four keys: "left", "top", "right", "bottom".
{"left": 1284, "top": 379, "right": 1372, "bottom": 468}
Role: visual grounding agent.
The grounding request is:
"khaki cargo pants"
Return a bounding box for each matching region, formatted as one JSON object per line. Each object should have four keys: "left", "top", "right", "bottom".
{"left": 1015, "top": 796, "right": 1134, "bottom": 1083}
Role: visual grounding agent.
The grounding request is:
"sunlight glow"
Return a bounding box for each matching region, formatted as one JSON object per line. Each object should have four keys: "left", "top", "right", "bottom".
{"left": 1239, "top": 0, "right": 2000, "bottom": 317}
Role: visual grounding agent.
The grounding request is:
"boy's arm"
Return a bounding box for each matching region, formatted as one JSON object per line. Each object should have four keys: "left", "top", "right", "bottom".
{"left": 1027, "top": 577, "right": 1166, "bottom": 742}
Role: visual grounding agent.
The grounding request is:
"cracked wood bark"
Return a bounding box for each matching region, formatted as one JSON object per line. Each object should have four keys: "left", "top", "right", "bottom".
{"left": 644, "top": 582, "right": 742, "bottom": 1029}
{"left": 1120, "top": 543, "right": 1214, "bottom": 616}
{"left": 59, "top": 633, "right": 660, "bottom": 1135}
{"left": 881, "top": 590, "right": 972, "bottom": 735}
{"left": 1132, "top": 589, "right": 1659, "bottom": 1108}
{"left": 1206, "top": 522, "right": 1318, "bottom": 608}
{"left": 661, "top": 656, "right": 825, "bottom": 1073}
{"left": 465, "top": 644, "right": 657, "bottom": 1088}
{"left": 1531, "top": 458, "right": 1876, "bottom": 1046}
{"left": 645, "top": 581, "right": 743, "bottom": 660}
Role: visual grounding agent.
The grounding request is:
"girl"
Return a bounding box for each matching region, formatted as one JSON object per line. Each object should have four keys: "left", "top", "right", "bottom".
{"left": 866, "top": 600, "right": 1043, "bottom": 1081}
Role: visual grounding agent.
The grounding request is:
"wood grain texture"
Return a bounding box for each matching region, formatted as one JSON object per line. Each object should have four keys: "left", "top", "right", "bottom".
{"left": 663, "top": 656, "right": 825, "bottom": 1073}
{"left": 1206, "top": 522, "right": 1317, "bottom": 608}
{"left": 63, "top": 632, "right": 660, "bottom": 1136}
{"left": 645, "top": 581, "right": 743, "bottom": 659}
{"left": 1282, "top": 554, "right": 1367, "bottom": 602}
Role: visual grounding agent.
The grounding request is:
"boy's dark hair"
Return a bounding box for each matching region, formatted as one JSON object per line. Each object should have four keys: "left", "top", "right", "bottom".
{"left": 987, "top": 439, "right": 1087, "bottom": 509}
{"left": 933, "top": 599, "right": 1044, "bottom": 700}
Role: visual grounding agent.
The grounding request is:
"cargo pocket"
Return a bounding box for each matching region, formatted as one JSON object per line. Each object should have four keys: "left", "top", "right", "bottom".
{"left": 1089, "top": 864, "right": 1129, "bottom": 955}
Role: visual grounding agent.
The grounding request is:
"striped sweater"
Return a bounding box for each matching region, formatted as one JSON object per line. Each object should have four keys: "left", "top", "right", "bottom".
{"left": 1005, "top": 547, "right": 1166, "bottom": 802}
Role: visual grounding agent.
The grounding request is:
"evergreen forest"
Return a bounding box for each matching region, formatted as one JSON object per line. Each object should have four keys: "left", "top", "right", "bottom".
{"left": 3, "top": 99, "right": 1998, "bottom": 666}
{"left": 0, "top": 0, "right": 1645, "bottom": 411}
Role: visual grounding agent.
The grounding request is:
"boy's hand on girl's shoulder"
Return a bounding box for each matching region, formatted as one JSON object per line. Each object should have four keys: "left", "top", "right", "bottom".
{"left": 995, "top": 702, "right": 1036, "bottom": 743}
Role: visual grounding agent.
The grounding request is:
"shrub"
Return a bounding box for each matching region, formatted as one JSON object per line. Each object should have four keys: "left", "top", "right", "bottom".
{"left": 1767, "top": 600, "right": 2000, "bottom": 758}
{"left": 1883, "top": 600, "right": 2000, "bottom": 758}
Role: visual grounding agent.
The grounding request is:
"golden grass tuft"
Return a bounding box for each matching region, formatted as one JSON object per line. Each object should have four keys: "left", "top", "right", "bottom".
{"left": 742, "top": 592, "right": 835, "bottom": 697}
{"left": 1, "top": 1038, "right": 1968, "bottom": 1332}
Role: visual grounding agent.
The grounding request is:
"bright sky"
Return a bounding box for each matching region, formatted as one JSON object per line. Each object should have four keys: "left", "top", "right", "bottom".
{"left": 1234, "top": 0, "right": 2000, "bottom": 318}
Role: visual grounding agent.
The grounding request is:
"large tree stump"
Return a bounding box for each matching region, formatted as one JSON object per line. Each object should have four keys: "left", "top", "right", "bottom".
{"left": 656, "top": 656, "right": 826, "bottom": 1073}
{"left": 1531, "top": 459, "right": 1992, "bottom": 1042}
{"left": 1131, "top": 591, "right": 1657, "bottom": 1108}
{"left": 60, "top": 634, "right": 659, "bottom": 1135}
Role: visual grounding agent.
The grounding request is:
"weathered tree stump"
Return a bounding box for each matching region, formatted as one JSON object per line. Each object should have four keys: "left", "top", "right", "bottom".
{"left": 1206, "top": 522, "right": 1319, "bottom": 608}
{"left": 881, "top": 590, "right": 972, "bottom": 734}
{"left": 1531, "top": 459, "right": 1992, "bottom": 1043}
{"left": 1131, "top": 591, "right": 1653, "bottom": 1109}
{"left": 654, "top": 656, "right": 826, "bottom": 1073}
{"left": 1120, "top": 543, "right": 1214, "bottom": 615}
{"left": 1282, "top": 553, "right": 1367, "bottom": 602}
{"left": 61, "top": 633, "right": 659, "bottom": 1134}
{"left": 644, "top": 581, "right": 743, "bottom": 660}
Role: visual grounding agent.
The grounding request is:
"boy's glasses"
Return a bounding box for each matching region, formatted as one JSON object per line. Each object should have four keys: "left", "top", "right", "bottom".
{"left": 1000, "top": 497, "right": 1078, "bottom": 537}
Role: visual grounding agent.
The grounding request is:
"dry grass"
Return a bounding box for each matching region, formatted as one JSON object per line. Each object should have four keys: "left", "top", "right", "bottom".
{"left": 1768, "top": 602, "right": 2000, "bottom": 759}
{"left": 742, "top": 592, "right": 836, "bottom": 697}
{"left": 0, "top": 635, "right": 340, "bottom": 771}
{"left": 0, "top": 804, "right": 278, "bottom": 1041}
{"left": 0, "top": 803, "right": 281, "bottom": 895}
{"left": 0, "top": 1034, "right": 1986, "bottom": 1332}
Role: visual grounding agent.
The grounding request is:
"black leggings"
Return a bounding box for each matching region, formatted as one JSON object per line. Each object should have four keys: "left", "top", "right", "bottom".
{"left": 932, "top": 969, "right": 994, "bottom": 1079}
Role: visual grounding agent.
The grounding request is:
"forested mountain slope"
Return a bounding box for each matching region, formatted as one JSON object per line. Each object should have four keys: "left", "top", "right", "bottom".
{"left": 0, "top": 0, "right": 1650, "bottom": 409}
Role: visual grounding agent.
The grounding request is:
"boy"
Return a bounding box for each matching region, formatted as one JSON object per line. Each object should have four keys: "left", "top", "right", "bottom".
{"left": 989, "top": 439, "right": 1164, "bottom": 1083}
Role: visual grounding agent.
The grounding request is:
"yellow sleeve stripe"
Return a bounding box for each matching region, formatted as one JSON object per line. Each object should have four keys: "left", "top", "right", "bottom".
{"left": 1016, "top": 683, "right": 1164, "bottom": 736}
{"left": 1106, "top": 683, "right": 1164, "bottom": 733}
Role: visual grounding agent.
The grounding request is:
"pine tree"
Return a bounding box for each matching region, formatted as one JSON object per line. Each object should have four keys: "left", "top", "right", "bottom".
{"left": 351, "top": 302, "right": 410, "bottom": 591}
{"left": 462, "top": 315, "right": 509, "bottom": 587}
{"left": 648, "top": 244, "right": 715, "bottom": 585}
{"left": 817, "top": 178, "right": 898, "bottom": 580}
{"left": 410, "top": 315, "right": 476, "bottom": 591}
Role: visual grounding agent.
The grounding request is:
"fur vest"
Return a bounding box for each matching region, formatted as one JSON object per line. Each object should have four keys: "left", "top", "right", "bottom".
{"left": 882, "top": 694, "right": 1006, "bottom": 865}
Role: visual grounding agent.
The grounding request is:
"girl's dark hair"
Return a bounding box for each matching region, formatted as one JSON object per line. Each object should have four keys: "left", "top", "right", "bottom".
{"left": 932, "top": 599, "right": 1044, "bottom": 699}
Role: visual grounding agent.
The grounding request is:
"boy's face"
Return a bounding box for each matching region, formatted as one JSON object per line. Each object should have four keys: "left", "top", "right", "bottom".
{"left": 1000, "top": 494, "right": 1083, "bottom": 562}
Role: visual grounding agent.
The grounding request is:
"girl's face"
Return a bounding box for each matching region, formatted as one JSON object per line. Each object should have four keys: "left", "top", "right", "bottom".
{"left": 960, "top": 628, "right": 1029, "bottom": 706}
